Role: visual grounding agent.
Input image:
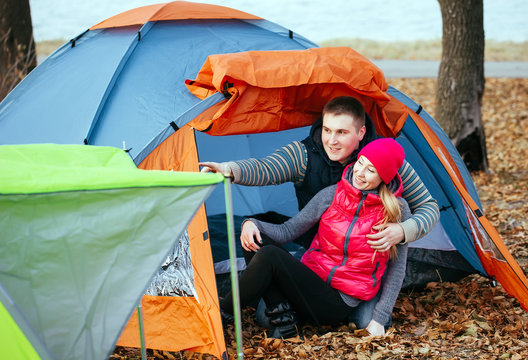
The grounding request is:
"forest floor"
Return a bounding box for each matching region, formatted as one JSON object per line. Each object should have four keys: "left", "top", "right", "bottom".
{"left": 111, "top": 77, "right": 528, "bottom": 359}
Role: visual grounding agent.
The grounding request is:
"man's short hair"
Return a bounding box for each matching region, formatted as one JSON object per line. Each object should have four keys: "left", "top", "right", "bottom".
{"left": 323, "top": 96, "right": 366, "bottom": 127}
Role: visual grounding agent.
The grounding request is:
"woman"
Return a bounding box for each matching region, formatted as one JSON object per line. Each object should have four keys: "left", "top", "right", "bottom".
{"left": 220, "top": 138, "right": 410, "bottom": 338}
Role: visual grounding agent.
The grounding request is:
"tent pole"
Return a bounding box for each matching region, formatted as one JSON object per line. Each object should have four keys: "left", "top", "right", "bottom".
{"left": 224, "top": 177, "right": 244, "bottom": 359}
{"left": 136, "top": 303, "right": 147, "bottom": 360}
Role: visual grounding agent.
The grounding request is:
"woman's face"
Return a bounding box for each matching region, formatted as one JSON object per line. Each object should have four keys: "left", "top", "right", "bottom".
{"left": 352, "top": 155, "right": 383, "bottom": 190}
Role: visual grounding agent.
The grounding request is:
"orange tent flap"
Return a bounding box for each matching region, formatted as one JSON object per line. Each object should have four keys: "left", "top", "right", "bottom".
{"left": 186, "top": 47, "right": 389, "bottom": 99}
{"left": 91, "top": 1, "right": 261, "bottom": 30}
{"left": 117, "top": 295, "right": 215, "bottom": 352}
{"left": 185, "top": 47, "right": 407, "bottom": 137}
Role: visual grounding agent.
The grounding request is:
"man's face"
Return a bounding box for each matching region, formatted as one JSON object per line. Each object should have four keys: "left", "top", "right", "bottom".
{"left": 321, "top": 113, "right": 366, "bottom": 164}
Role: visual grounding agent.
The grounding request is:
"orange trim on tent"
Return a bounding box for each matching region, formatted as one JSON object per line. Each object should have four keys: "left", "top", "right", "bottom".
{"left": 398, "top": 97, "right": 528, "bottom": 311}
{"left": 117, "top": 125, "right": 226, "bottom": 359}
{"left": 118, "top": 295, "right": 214, "bottom": 351}
{"left": 91, "top": 1, "right": 261, "bottom": 30}
{"left": 463, "top": 202, "right": 528, "bottom": 311}
{"left": 185, "top": 47, "right": 408, "bottom": 137}
{"left": 405, "top": 111, "right": 466, "bottom": 185}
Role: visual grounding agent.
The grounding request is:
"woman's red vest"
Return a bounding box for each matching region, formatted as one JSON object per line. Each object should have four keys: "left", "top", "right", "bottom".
{"left": 301, "top": 164, "right": 403, "bottom": 301}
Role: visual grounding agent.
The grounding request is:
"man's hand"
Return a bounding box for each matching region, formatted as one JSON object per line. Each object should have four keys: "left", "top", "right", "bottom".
{"left": 240, "top": 221, "right": 262, "bottom": 252}
{"left": 199, "top": 161, "right": 232, "bottom": 177}
{"left": 366, "top": 223, "right": 404, "bottom": 252}
{"left": 366, "top": 319, "right": 385, "bottom": 336}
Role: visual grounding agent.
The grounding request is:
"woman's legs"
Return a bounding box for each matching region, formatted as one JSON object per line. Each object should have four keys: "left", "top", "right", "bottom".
{"left": 221, "top": 244, "right": 352, "bottom": 326}
{"left": 242, "top": 234, "right": 289, "bottom": 306}
{"left": 222, "top": 244, "right": 291, "bottom": 313}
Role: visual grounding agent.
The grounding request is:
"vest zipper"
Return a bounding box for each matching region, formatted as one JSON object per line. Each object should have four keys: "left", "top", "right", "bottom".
{"left": 326, "top": 193, "right": 366, "bottom": 286}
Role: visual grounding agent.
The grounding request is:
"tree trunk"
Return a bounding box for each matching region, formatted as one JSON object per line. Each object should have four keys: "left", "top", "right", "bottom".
{"left": 436, "top": 0, "right": 488, "bottom": 172}
{"left": 0, "top": 0, "right": 36, "bottom": 101}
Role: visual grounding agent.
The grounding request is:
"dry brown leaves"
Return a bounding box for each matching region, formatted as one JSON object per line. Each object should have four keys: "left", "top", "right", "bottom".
{"left": 112, "top": 78, "right": 528, "bottom": 359}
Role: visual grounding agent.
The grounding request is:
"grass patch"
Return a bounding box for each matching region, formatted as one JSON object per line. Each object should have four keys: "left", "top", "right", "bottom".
{"left": 321, "top": 38, "right": 443, "bottom": 61}
{"left": 36, "top": 38, "right": 528, "bottom": 62}
{"left": 319, "top": 38, "right": 528, "bottom": 62}
{"left": 36, "top": 39, "right": 67, "bottom": 57}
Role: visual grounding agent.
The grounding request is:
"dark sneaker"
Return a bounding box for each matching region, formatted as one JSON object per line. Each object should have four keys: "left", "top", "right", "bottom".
{"left": 220, "top": 308, "right": 234, "bottom": 328}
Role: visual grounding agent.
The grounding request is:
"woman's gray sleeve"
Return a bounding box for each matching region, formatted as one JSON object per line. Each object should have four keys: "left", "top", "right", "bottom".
{"left": 371, "top": 199, "right": 412, "bottom": 325}
{"left": 249, "top": 185, "right": 337, "bottom": 244}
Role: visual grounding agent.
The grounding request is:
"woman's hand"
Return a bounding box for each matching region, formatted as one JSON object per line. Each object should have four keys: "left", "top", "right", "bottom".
{"left": 366, "top": 319, "right": 385, "bottom": 336}
{"left": 366, "top": 223, "right": 404, "bottom": 252}
{"left": 240, "top": 220, "right": 262, "bottom": 252}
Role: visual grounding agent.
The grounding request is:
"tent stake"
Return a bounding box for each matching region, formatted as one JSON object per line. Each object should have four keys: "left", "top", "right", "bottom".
{"left": 224, "top": 177, "right": 244, "bottom": 359}
{"left": 137, "top": 304, "right": 147, "bottom": 360}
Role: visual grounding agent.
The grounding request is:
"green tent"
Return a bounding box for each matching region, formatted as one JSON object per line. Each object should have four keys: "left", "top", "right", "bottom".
{"left": 0, "top": 144, "right": 225, "bottom": 360}
{"left": 0, "top": 283, "right": 49, "bottom": 359}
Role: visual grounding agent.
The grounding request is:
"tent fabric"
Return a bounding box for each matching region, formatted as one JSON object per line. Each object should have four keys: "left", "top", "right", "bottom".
{"left": 0, "top": 2, "right": 316, "bottom": 356}
{"left": 183, "top": 48, "right": 528, "bottom": 312}
{"left": 131, "top": 121, "right": 227, "bottom": 358}
{"left": 0, "top": 144, "right": 224, "bottom": 360}
{"left": 0, "top": 16, "right": 316, "bottom": 160}
{"left": 0, "top": 305, "right": 40, "bottom": 360}
{"left": 90, "top": 1, "right": 262, "bottom": 30}
{"left": 118, "top": 295, "right": 214, "bottom": 351}
{"left": 0, "top": 9, "right": 319, "bottom": 355}
{"left": 400, "top": 96, "right": 528, "bottom": 297}
{"left": 0, "top": 287, "right": 43, "bottom": 360}
{"left": 0, "top": 144, "right": 223, "bottom": 194}
{"left": 384, "top": 90, "right": 528, "bottom": 310}
{"left": 185, "top": 47, "right": 407, "bottom": 137}
{"left": 387, "top": 86, "right": 481, "bottom": 208}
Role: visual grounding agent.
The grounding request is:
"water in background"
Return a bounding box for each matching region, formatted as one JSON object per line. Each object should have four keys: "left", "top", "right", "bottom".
{"left": 30, "top": 0, "right": 527, "bottom": 43}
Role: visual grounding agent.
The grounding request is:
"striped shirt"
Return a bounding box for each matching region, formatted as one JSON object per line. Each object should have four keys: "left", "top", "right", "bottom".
{"left": 227, "top": 141, "right": 440, "bottom": 243}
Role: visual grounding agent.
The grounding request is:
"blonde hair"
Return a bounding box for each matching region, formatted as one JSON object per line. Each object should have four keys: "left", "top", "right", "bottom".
{"left": 376, "top": 182, "right": 402, "bottom": 259}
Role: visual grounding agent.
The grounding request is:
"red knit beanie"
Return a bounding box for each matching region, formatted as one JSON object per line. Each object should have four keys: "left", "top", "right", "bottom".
{"left": 357, "top": 138, "right": 405, "bottom": 184}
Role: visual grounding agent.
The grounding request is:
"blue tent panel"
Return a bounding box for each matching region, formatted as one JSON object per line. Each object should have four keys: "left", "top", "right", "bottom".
{"left": 388, "top": 86, "right": 482, "bottom": 209}
{"left": 0, "top": 19, "right": 317, "bottom": 164}
{"left": 0, "top": 28, "right": 138, "bottom": 145}
{"left": 197, "top": 126, "right": 310, "bottom": 217}
{"left": 398, "top": 117, "right": 485, "bottom": 275}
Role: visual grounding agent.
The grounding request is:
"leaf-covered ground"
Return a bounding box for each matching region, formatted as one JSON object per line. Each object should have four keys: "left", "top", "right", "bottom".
{"left": 112, "top": 78, "right": 528, "bottom": 360}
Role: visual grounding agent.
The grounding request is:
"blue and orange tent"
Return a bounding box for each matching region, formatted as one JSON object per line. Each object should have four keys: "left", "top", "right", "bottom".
{"left": 0, "top": 1, "right": 526, "bottom": 359}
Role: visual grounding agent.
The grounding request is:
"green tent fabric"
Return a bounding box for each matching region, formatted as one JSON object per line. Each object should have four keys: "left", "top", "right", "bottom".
{"left": 0, "top": 285, "right": 45, "bottom": 360}
{"left": 0, "top": 144, "right": 224, "bottom": 360}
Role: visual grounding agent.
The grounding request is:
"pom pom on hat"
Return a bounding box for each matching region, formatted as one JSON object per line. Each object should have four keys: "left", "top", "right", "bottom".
{"left": 358, "top": 138, "right": 405, "bottom": 184}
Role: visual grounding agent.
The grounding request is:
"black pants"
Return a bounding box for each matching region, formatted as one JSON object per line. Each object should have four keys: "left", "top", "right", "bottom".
{"left": 221, "top": 239, "right": 352, "bottom": 326}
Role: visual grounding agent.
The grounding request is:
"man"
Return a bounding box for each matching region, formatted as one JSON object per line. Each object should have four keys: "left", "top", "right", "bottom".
{"left": 200, "top": 96, "right": 439, "bottom": 251}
